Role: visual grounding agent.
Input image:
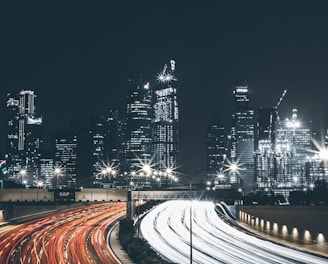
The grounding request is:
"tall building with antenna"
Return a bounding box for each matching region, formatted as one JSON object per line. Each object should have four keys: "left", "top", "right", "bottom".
{"left": 152, "top": 60, "right": 179, "bottom": 171}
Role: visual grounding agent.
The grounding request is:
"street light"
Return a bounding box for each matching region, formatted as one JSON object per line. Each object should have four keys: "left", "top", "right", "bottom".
{"left": 189, "top": 176, "right": 193, "bottom": 264}
{"left": 130, "top": 170, "right": 136, "bottom": 183}
{"left": 140, "top": 161, "right": 154, "bottom": 188}
{"left": 142, "top": 164, "right": 152, "bottom": 175}
{"left": 53, "top": 167, "right": 62, "bottom": 189}
{"left": 224, "top": 160, "right": 244, "bottom": 188}
{"left": 100, "top": 165, "right": 116, "bottom": 187}
{"left": 319, "top": 149, "right": 328, "bottom": 161}
{"left": 19, "top": 169, "right": 27, "bottom": 186}
{"left": 37, "top": 181, "right": 43, "bottom": 188}
{"left": 187, "top": 168, "right": 209, "bottom": 264}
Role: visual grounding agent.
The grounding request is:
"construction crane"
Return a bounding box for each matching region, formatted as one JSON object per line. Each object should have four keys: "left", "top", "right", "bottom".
{"left": 274, "top": 89, "right": 287, "bottom": 121}
{"left": 275, "top": 89, "right": 287, "bottom": 109}
{"left": 269, "top": 90, "right": 287, "bottom": 140}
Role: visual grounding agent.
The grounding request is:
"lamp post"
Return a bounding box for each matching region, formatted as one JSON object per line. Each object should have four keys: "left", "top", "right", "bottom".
{"left": 101, "top": 165, "right": 116, "bottom": 187}
{"left": 187, "top": 168, "right": 208, "bottom": 264}
{"left": 130, "top": 170, "right": 136, "bottom": 189}
{"left": 54, "top": 167, "right": 62, "bottom": 189}
{"left": 19, "top": 169, "right": 27, "bottom": 186}
{"left": 189, "top": 176, "right": 193, "bottom": 264}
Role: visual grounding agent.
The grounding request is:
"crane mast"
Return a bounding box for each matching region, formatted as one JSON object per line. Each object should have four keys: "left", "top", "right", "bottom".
{"left": 275, "top": 89, "right": 287, "bottom": 109}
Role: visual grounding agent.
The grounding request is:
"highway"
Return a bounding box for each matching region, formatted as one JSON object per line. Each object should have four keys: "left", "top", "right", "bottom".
{"left": 140, "top": 200, "right": 328, "bottom": 264}
{"left": 0, "top": 202, "right": 125, "bottom": 264}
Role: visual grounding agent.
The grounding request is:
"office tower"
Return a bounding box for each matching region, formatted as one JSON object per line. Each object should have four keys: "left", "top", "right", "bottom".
{"left": 126, "top": 78, "right": 153, "bottom": 170}
{"left": 54, "top": 133, "right": 77, "bottom": 188}
{"left": 106, "top": 110, "right": 126, "bottom": 171}
{"left": 152, "top": 60, "right": 179, "bottom": 172}
{"left": 230, "top": 82, "right": 255, "bottom": 192}
{"left": 255, "top": 107, "right": 278, "bottom": 189}
{"left": 88, "top": 111, "right": 126, "bottom": 187}
{"left": 257, "top": 107, "right": 278, "bottom": 144}
{"left": 24, "top": 115, "right": 42, "bottom": 186}
{"left": 40, "top": 157, "right": 54, "bottom": 188}
{"left": 274, "top": 109, "right": 312, "bottom": 196}
{"left": 6, "top": 90, "right": 42, "bottom": 186}
{"left": 206, "top": 124, "right": 227, "bottom": 185}
{"left": 6, "top": 94, "right": 20, "bottom": 180}
{"left": 18, "top": 91, "right": 35, "bottom": 149}
{"left": 89, "top": 115, "right": 106, "bottom": 181}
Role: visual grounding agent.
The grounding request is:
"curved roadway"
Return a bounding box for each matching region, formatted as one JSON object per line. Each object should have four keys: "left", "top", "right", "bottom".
{"left": 140, "top": 200, "right": 327, "bottom": 264}
{"left": 0, "top": 202, "right": 125, "bottom": 264}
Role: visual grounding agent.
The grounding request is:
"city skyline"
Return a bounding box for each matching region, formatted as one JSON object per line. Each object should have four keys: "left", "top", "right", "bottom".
{"left": 1, "top": 1, "right": 328, "bottom": 177}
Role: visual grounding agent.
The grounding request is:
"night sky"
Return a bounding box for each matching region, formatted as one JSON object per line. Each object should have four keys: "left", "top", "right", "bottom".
{"left": 1, "top": 1, "right": 328, "bottom": 179}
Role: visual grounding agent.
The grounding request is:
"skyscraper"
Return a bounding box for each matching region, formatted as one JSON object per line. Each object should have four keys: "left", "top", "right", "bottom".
{"left": 40, "top": 157, "right": 54, "bottom": 188}
{"left": 6, "top": 90, "right": 42, "bottom": 186}
{"left": 89, "top": 115, "right": 107, "bottom": 181}
{"left": 255, "top": 107, "right": 278, "bottom": 189}
{"left": 152, "top": 60, "right": 179, "bottom": 171}
{"left": 126, "top": 78, "right": 153, "bottom": 170}
{"left": 274, "top": 109, "right": 312, "bottom": 196}
{"left": 24, "top": 115, "right": 42, "bottom": 186}
{"left": 206, "top": 124, "right": 227, "bottom": 184}
{"left": 230, "top": 82, "right": 255, "bottom": 192}
{"left": 6, "top": 94, "right": 20, "bottom": 180}
{"left": 54, "top": 133, "right": 77, "bottom": 188}
{"left": 106, "top": 110, "right": 126, "bottom": 172}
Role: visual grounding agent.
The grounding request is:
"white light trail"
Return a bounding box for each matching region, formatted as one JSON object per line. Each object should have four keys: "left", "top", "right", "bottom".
{"left": 140, "top": 200, "right": 327, "bottom": 264}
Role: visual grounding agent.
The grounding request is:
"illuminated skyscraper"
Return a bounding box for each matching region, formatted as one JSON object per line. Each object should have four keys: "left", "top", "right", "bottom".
{"left": 152, "top": 60, "right": 179, "bottom": 171}
{"left": 106, "top": 110, "right": 126, "bottom": 171}
{"left": 6, "top": 94, "right": 20, "bottom": 179}
{"left": 54, "top": 133, "right": 77, "bottom": 188}
{"left": 89, "top": 115, "right": 106, "bottom": 181}
{"left": 255, "top": 107, "right": 277, "bottom": 189}
{"left": 40, "top": 157, "right": 54, "bottom": 188}
{"left": 89, "top": 111, "right": 126, "bottom": 186}
{"left": 206, "top": 124, "right": 227, "bottom": 184}
{"left": 230, "top": 82, "right": 254, "bottom": 192}
{"left": 274, "top": 109, "right": 312, "bottom": 196}
{"left": 6, "top": 90, "right": 42, "bottom": 186}
{"left": 126, "top": 78, "right": 153, "bottom": 169}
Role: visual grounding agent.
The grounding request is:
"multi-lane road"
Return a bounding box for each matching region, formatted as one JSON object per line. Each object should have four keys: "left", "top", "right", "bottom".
{"left": 0, "top": 202, "right": 125, "bottom": 264}
{"left": 140, "top": 200, "right": 328, "bottom": 264}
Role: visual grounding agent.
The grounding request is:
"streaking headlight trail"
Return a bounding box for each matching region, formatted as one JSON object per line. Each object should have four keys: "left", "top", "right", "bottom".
{"left": 140, "top": 200, "right": 327, "bottom": 264}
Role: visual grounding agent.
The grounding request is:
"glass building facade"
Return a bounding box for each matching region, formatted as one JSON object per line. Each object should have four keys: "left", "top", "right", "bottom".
{"left": 89, "top": 115, "right": 106, "bottom": 181}
{"left": 206, "top": 124, "right": 227, "bottom": 185}
{"left": 255, "top": 107, "right": 278, "bottom": 189}
{"left": 126, "top": 78, "right": 153, "bottom": 170}
{"left": 106, "top": 110, "right": 126, "bottom": 172}
{"left": 6, "top": 90, "right": 42, "bottom": 186}
{"left": 152, "top": 60, "right": 179, "bottom": 171}
{"left": 274, "top": 109, "right": 312, "bottom": 196}
{"left": 54, "top": 134, "right": 77, "bottom": 188}
{"left": 230, "top": 83, "right": 255, "bottom": 192}
{"left": 6, "top": 94, "right": 20, "bottom": 180}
